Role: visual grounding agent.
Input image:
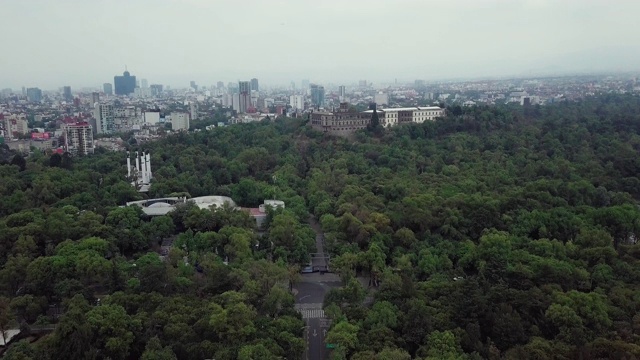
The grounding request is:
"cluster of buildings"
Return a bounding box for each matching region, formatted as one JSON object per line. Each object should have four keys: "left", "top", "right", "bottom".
{"left": 309, "top": 102, "right": 446, "bottom": 136}
{"left": 2, "top": 71, "right": 638, "bottom": 154}
{"left": 410, "top": 74, "right": 640, "bottom": 107}
{"left": 126, "top": 195, "right": 284, "bottom": 231}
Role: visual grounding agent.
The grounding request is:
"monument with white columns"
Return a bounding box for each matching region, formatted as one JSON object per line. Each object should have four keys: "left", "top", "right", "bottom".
{"left": 126, "top": 151, "right": 153, "bottom": 192}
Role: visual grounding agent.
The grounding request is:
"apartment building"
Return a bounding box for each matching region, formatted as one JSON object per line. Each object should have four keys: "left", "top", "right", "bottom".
{"left": 171, "top": 112, "right": 189, "bottom": 131}
{"left": 63, "top": 122, "right": 94, "bottom": 156}
{"left": 3, "top": 114, "right": 29, "bottom": 138}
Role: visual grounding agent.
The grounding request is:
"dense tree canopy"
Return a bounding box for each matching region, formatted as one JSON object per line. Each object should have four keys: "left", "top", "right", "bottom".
{"left": 1, "top": 94, "right": 640, "bottom": 358}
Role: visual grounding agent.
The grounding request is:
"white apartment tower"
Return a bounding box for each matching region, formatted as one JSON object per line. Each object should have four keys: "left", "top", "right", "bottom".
{"left": 171, "top": 112, "right": 190, "bottom": 131}
{"left": 63, "top": 122, "right": 94, "bottom": 156}
{"left": 189, "top": 102, "right": 198, "bottom": 120}
{"left": 289, "top": 95, "right": 304, "bottom": 110}
{"left": 93, "top": 103, "right": 114, "bottom": 134}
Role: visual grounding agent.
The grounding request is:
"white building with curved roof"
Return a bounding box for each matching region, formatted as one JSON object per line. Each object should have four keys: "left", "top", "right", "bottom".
{"left": 126, "top": 196, "right": 237, "bottom": 216}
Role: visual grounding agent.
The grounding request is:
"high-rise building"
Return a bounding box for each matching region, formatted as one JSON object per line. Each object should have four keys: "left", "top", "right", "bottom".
{"left": 338, "top": 85, "right": 346, "bottom": 97}
{"left": 26, "top": 87, "right": 43, "bottom": 103}
{"left": 91, "top": 92, "right": 100, "bottom": 106}
{"left": 310, "top": 84, "right": 325, "bottom": 108}
{"left": 239, "top": 81, "right": 250, "bottom": 93}
{"left": 171, "top": 112, "right": 189, "bottom": 131}
{"left": 290, "top": 81, "right": 296, "bottom": 90}
{"left": 63, "top": 122, "right": 94, "bottom": 156}
{"left": 190, "top": 102, "right": 198, "bottom": 120}
{"left": 93, "top": 103, "right": 114, "bottom": 134}
{"left": 141, "top": 79, "right": 148, "bottom": 88}
{"left": 190, "top": 81, "right": 197, "bottom": 91}
{"left": 63, "top": 86, "right": 72, "bottom": 102}
{"left": 301, "top": 79, "right": 310, "bottom": 89}
{"left": 250, "top": 78, "right": 259, "bottom": 92}
{"left": 0, "top": 88, "right": 11, "bottom": 100}
{"left": 289, "top": 95, "right": 304, "bottom": 110}
{"left": 150, "top": 84, "right": 163, "bottom": 97}
{"left": 232, "top": 94, "right": 240, "bottom": 111}
{"left": 103, "top": 83, "right": 113, "bottom": 95}
{"left": 134, "top": 87, "right": 151, "bottom": 98}
{"left": 238, "top": 81, "right": 251, "bottom": 113}
{"left": 359, "top": 80, "right": 368, "bottom": 87}
{"left": 114, "top": 70, "right": 136, "bottom": 95}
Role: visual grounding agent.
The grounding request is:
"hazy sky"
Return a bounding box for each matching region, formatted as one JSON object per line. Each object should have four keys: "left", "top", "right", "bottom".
{"left": 1, "top": 0, "right": 639, "bottom": 89}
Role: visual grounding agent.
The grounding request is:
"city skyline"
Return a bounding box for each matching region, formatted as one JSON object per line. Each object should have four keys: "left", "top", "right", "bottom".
{"left": 1, "top": 0, "right": 640, "bottom": 89}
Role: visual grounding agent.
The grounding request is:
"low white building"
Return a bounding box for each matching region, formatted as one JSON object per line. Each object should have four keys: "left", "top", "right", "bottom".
{"left": 143, "top": 111, "right": 160, "bottom": 125}
{"left": 362, "top": 106, "right": 445, "bottom": 127}
{"left": 412, "top": 106, "right": 445, "bottom": 123}
{"left": 126, "top": 195, "right": 237, "bottom": 216}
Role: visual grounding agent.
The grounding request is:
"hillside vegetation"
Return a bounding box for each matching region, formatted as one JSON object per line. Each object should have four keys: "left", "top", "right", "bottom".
{"left": 2, "top": 95, "right": 640, "bottom": 359}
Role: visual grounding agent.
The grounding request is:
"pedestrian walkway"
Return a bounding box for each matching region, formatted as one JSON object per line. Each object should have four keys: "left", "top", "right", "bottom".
{"left": 295, "top": 303, "right": 326, "bottom": 319}
{"left": 300, "top": 308, "right": 325, "bottom": 319}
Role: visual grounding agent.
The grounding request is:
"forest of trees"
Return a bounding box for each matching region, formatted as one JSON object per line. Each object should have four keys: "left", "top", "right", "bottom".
{"left": 1, "top": 94, "right": 640, "bottom": 359}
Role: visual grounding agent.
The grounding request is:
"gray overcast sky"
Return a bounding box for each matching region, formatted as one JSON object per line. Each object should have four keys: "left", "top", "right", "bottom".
{"left": 1, "top": 0, "right": 639, "bottom": 89}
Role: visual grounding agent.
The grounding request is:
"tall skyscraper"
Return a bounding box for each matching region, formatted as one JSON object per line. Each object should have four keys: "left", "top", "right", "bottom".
{"left": 228, "top": 82, "right": 239, "bottom": 93}
{"left": 338, "top": 85, "right": 346, "bottom": 97}
{"left": 310, "top": 84, "right": 325, "bottom": 108}
{"left": 63, "top": 86, "right": 72, "bottom": 102}
{"left": 239, "top": 81, "right": 250, "bottom": 93}
{"left": 250, "top": 78, "right": 259, "bottom": 92}
{"left": 26, "top": 87, "right": 43, "bottom": 103}
{"left": 190, "top": 102, "right": 198, "bottom": 120}
{"left": 238, "top": 81, "right": 251, "bottom": 113}
{"left": 150, "top": 84, "right": 163, "bottom": 97}
{"left": 103, "top": 83, "right": 113, "bottom": 95}
{"left": 114, "top": 70, "right": 136, "bottom": 95}
{"left": 91, "top": 92, "right": 100, "bottom": 105}
{"left": 190, "top": 81, "right": 197, "bottom": 91}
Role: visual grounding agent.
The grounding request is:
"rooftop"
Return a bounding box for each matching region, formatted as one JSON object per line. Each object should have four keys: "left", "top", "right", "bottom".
{"left": 362, "top": 106, "right": 443, "bottom": 113}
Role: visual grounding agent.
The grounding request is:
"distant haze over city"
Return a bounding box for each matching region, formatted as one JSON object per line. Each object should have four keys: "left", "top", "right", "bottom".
{"left": 1, "top": 0, "right": 639, "bottom": 89}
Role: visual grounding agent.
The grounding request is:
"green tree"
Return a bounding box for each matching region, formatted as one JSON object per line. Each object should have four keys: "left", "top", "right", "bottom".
{"left": 141, "top": 336, "right": 177, "bottom": 360}
{"left": 421, "top": 330, "right": 466, "bottom": 360}
{"left": 325, "top": 320, "right": 359, "bottom": 354}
